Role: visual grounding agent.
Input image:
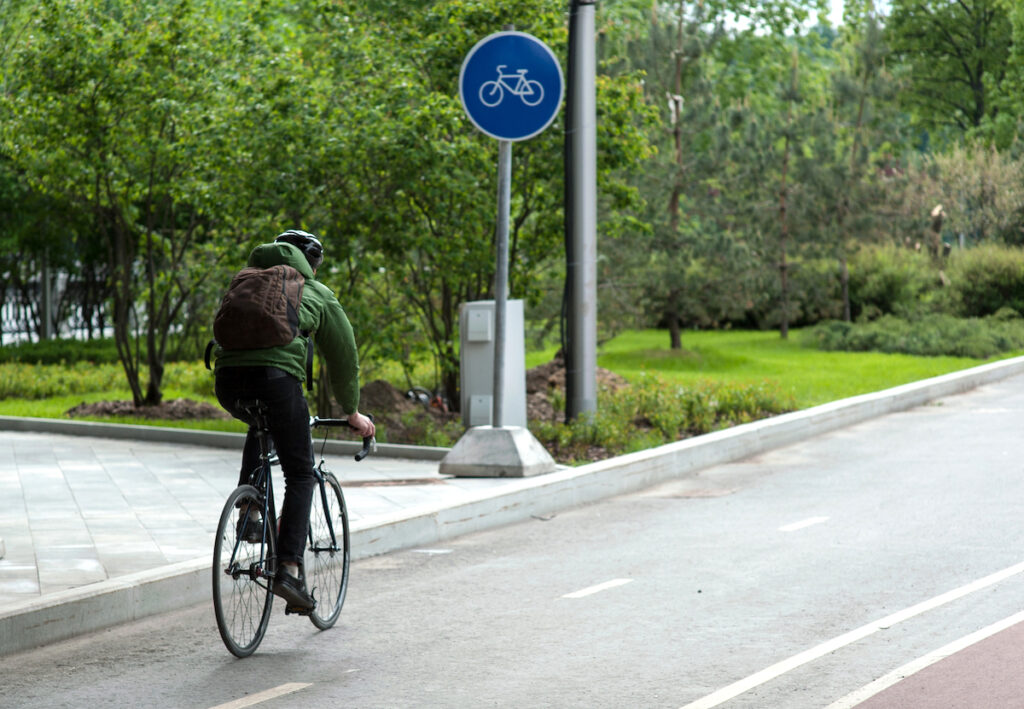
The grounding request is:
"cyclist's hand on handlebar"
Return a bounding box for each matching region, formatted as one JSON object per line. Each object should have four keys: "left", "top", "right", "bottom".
{"left": 348, "top": 411, "right": 375, "bottom": 439}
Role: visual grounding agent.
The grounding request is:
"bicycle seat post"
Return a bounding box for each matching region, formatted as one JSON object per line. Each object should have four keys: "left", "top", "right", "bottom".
{"left": 238, "top": 399, "right": 275, "bottom": 478}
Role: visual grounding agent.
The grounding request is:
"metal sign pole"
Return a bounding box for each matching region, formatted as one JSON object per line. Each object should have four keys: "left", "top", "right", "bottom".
{"left": 492, "top": 139, "right": 512, "bottom": 428}
{"left": 443, "top": 27, "right": 562, "bottom": 477}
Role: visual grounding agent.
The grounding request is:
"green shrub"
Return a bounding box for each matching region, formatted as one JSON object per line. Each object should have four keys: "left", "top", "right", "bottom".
{"left": 947, "top": 244, "right": 1024, "bottom": 317}
{"left": 0, "top": 337, "right": 121, "bottom": 364}
{"left": 0, "top": 361, "right": 125, "bottom": 399}
{"left": 0, "top": 360, "right": 215, "bottom": 400}
{"left": 808, "top": 313, "right": 1024, "bottom": 359}
{"left": 848, "top": 244, "right": 939, "bottom": 319}
{"left": 528, "top": 374, "right": 795, "bottom": 464}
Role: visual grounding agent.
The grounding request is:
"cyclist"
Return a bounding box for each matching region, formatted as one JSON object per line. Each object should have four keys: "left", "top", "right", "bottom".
{"left": 213, "top": 229, "right": 375, "bottom": 610}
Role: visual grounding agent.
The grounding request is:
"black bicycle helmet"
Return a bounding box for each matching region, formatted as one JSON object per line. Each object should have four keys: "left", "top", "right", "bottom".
{"left": 275, "top": 229, "right": 324, "bottom": 271}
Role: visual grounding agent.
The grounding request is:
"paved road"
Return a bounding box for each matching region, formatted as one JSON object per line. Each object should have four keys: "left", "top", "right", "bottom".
{"left": 4, "top": 376, "right": 1024, "bottom": 707}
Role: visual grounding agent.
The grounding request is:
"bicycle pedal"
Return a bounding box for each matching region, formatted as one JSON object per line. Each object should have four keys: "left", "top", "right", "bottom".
{"left": 284, "top": 603, "right": 315, "bottom": 616}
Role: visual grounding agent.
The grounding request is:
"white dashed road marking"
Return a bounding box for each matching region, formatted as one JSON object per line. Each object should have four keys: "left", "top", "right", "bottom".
{"left": 208, "top": 682, "right": 312, "bottom": 709}
{"left": 562, "top": 578, "right": 633, "bottom": 599}
{"left": 779, "top": 516, "right": 829, "bottom": 532}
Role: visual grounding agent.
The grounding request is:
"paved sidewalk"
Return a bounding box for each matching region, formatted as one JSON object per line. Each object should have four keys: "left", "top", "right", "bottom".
{"left": 0, "top": 430, "right": 465, "bottom": 606}
{"left": 3, "top": 356, "right": 1024, "bottom": 657}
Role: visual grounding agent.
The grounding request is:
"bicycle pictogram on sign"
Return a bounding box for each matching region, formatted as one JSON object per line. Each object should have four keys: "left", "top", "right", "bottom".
{"left": 479, "top": 65, "right": 544, "bottom": 107}
{"left": 459, "top": 31, "right": 564, "bottom": 142}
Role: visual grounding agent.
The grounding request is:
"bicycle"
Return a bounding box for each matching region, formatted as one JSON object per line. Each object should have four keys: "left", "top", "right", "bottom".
{"left": 212, "top": 400, "right": 375, "bottom": 657}
{"left": 479, "top": 65, "right": 544, "bottom": 107}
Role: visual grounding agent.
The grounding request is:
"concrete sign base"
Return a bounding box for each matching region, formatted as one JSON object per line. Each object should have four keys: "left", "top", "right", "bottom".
{"left": 439, "top": 426, "right": 557, "bottom": 478}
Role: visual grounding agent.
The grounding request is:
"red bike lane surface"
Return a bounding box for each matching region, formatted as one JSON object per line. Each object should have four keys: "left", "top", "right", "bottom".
{"left": 856, "top": 620, "right": 1024, "bottom": 708}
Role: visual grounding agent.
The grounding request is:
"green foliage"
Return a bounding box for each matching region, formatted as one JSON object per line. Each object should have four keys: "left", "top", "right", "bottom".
{"left": 529, "top": 374, "right": 795, "bottom": 464}
{"left": 0, "top": 0, "right": 289, "bottom": 404}
{"left": 0, "top": 362, "right": 124, "bottom": 399}
{"left": 886, "top": 0, "right": 1013, "bottom": 141}
{"left": 847, "top": 244, "right": 938, "bottom": 318}
{"left": 0, "top": 338, "right": 120, "bottom": 365}
{"left": 0, "top": 360, "right": 213, "bottom": 400}
{"left": 946, "top": 244, "right": 1024, "bottom": 317}
{"left": 808, "top": 312, "right": 1024, "bottom": 359}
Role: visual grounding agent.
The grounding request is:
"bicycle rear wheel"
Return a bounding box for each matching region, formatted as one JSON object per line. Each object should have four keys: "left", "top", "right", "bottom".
{"left": 213, "top": 485, "right": 275, "bottom": 657}
{"left": 305, "top": 472, "right": 350, "bottom": 629}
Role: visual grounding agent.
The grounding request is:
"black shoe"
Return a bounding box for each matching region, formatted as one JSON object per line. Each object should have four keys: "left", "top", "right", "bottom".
{"left": 235, "top": 514, "right": 263, "bottom": 544}
{"left": 273, "top": 569, "right": 315, "bottom": 610}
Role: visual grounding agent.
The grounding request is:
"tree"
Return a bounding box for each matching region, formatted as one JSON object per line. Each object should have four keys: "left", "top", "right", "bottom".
{"left": 1, "top": 0, "right": 296, "bottom": 404}
{"left": 886, "top": 0, "right": 1013, "bottom": 141}
{"left": 892, "top": 144, "right": 1024, "bottom": 248}
{"left": 828, "top": 10, "right": 899, "bottom": 320}
{"left": 597, "top": 0, "right": 837, "bottom": 343}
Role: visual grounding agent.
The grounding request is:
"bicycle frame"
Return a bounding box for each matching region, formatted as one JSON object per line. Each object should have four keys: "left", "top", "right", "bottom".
{"left": 228, "top": 426, "right": 277, "bottom": 582}
{"left": 308, "top": 462, "right": 340, "bottom": 556}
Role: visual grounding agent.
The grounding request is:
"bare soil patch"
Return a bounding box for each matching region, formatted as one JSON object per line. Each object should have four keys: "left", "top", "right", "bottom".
{"left": 66, "top": 398, "right": 230, "bottom": 421}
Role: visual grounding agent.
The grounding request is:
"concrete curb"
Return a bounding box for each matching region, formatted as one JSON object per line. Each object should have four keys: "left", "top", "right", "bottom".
{"left": 0, "top": 416, "right": 450, "bottom": 461}
{"left": 3, "top": 356, "right": 1023, "bottom": 656}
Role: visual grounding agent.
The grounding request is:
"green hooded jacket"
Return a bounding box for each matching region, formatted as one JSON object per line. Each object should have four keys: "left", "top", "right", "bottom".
{"left": 213, "top": 242, "right": 361, "bottom": 414}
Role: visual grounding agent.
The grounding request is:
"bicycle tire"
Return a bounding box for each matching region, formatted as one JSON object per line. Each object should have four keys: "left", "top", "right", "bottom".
{"left": 212, "top": 485, "right": 275, "bottom": 657}
{"left": 305, "top": 472, "right": 350, "bottom": 630}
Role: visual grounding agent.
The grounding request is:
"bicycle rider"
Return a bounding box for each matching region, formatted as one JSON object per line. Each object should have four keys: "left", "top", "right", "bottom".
{"left": 213, "top": 229, "right": 375, "bottom": 610}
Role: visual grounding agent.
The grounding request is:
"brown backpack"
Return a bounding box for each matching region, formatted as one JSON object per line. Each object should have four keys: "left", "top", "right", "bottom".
{"left": 213, "top": 264, "right": 305, "bottom": 350}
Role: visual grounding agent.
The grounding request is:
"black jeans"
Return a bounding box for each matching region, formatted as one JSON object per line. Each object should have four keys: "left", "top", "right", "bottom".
{"left": 215, "top": 366, "right": 314, "bottom": 565}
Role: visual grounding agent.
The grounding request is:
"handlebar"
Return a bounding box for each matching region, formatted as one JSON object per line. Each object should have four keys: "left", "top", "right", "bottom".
{"left": 311, "top": 414, "right": 376, "bottom": 462}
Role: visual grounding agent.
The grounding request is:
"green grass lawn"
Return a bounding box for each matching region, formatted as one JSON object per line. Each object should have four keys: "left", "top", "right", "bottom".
{"left": 528, "top": 329, "right": 1002, "bottom": 408}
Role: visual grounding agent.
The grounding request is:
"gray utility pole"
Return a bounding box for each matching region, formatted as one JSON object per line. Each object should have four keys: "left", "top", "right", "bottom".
{"left": 565, "top": 0, "right": 598, "bottom": 422}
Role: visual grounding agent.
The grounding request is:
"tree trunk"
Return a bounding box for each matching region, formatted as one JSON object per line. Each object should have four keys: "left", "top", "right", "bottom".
{"left": 667, "top": 302, "right": 682, "bottom": 350}
{"left": 840, "top": 252, "right": 851, "bottom": 322}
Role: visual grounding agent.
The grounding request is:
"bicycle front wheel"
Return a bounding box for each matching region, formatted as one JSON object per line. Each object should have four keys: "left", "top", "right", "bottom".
{"left": 212, "top": 485, "right": 275, "bottom": 657}
{"left": 305, "top": 472, "right": 350, "bottom": 630}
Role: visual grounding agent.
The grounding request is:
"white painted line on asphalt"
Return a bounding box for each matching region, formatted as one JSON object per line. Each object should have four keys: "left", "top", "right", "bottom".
{"left": 562, "top": 578, "right": 633, "bottom": 599}
{"left": 779, "top": 516, "right": 829, "bottom": 532}
{"left": 208, "top": 683, "right": 312, "bottom": 709}
{"left": 411, "top": 548, "right": 452, "bottom": 554}
{"left": 824, "top": 609, "right": 1024, "bottom": 709}
{"left": 679, "top": 560, "right": 1024, "bottom": 709}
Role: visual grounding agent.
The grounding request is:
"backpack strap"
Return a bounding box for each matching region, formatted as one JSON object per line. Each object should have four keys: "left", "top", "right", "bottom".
{"left": 204, "top": 339, "right": 216, "bottom": 370}
{"left": 303, "top": 331, "right": 313, "bottom": 392}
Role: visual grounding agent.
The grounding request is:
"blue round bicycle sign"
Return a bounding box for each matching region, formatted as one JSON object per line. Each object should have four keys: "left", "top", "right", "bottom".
{"left": 459, "top": 31, "right": 564, "bottom": 142}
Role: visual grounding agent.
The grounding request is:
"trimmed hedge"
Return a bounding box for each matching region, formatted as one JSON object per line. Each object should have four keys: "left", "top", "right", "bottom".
{"left": 808, "top": 311, "right": 1024, "bottom": 359}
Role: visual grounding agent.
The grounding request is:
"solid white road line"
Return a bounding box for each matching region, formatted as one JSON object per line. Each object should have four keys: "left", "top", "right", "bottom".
{"left": 562, "top": 578, "right": 633, "bottom": 599}
{"left": 824, "top": 609, "right": 1024, "bottom": 709}
{"left": 208, "top": 683, "right": 312, "bottom": 709}
{"left": 779, "top": 516, "right": 830, "bottom": 532}
{"left": 679, "top": 560, "right": 1024, "bottom": 709}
